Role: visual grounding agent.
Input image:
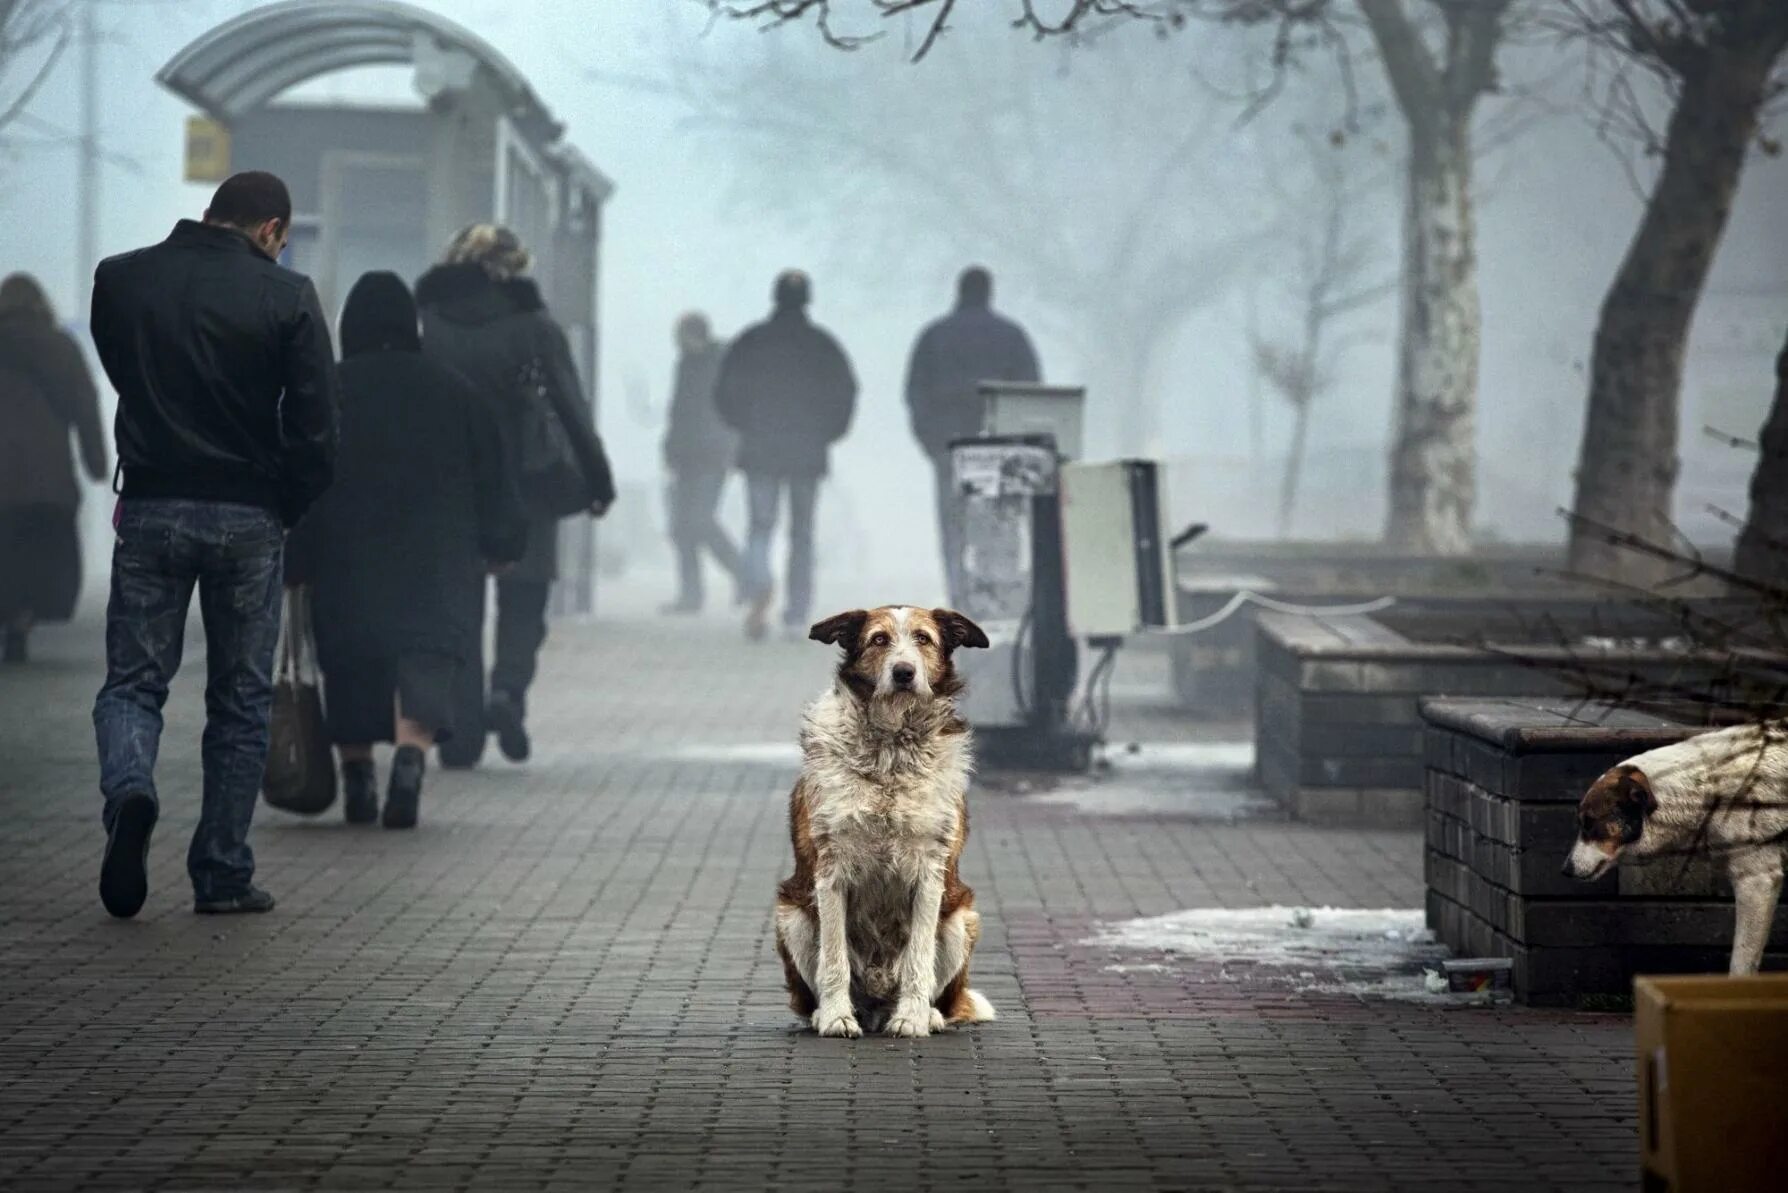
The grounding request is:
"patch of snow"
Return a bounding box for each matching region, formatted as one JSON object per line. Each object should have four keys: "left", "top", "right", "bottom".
{"left": 1087, "top": 905, "right": 1472, "bottom": 1003}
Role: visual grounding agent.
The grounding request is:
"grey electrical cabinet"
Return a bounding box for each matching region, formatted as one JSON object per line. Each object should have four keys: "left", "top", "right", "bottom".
{"left": 1059, "top": 460, "right": 1176, "bottom": 639}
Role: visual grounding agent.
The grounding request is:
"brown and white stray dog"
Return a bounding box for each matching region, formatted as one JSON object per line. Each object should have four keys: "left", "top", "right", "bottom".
{"left": 1565, "top": 720, "right": 1788, "bottom": 974}
{"left": 774, "top": 605, "right": 997, "bottom": 1038}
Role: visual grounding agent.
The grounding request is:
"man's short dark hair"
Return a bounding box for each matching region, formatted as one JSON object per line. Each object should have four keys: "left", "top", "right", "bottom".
{"left": 773, "top": 269, "right": 811, "bottom": 310}
{"left": 205, "top": 171, "right": 292, "bottom": 230}
{"left": 958, "top": 266, "right": 992, "bottom": 306}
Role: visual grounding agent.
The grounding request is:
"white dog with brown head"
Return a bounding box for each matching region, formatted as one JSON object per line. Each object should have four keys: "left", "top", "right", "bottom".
{"left": 774, "top": 605, "right": 996, "bottom": 1038}
{"left": 1565, "top": 719, "right": 1788, "bottom": 974}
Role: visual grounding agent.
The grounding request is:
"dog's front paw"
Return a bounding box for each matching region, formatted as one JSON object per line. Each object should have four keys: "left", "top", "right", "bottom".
{"left": 886, "top": 1002, "right": 932, "bottom": 1039}
{"left": 813, "top": 1006, "right": 862, "bottom": 1038}
{"left": 928, "top": 1006, "right": 947, "bottom": 1033}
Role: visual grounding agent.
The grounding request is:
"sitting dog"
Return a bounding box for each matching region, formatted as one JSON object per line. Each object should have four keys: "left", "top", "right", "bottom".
{"left": 1564, "top": 720, "right": 1788, "bottom": 974}
{"left": 774, "top": 605, "right": 997, "bottom": 1038}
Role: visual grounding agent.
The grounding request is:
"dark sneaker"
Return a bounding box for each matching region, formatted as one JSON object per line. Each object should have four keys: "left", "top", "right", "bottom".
{"left": 99, "top": 792, "right": 157, "bottom": 919}
{"left": 382, "top": 745, "right": 426, "bottom": 829}
{"left": 194, "top": 886, "right": 276, "bottom": 915}
{"left": 487, "top": 690, "right": 530, "bottom": 763}
{"left": 341, "top": 759, "right": 378, "bottom": 825}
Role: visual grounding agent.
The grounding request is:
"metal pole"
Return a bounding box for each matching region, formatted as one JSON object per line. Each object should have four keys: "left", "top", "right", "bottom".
{"left": 75, "top": 0, "right": 99, "bottom": 317}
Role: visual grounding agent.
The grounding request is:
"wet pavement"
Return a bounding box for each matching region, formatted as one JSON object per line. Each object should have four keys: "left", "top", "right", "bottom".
{"left": 0, "top": 598, "right": 1635, "bottom": 1190}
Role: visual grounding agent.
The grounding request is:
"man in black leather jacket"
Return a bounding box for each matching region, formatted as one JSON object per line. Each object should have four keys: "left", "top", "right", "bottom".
{"left": 89, "top": 171, "right": 339, "bottom": 919}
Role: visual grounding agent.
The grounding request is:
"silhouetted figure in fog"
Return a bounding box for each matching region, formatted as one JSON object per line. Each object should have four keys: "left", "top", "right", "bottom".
{"left": 715, "top": 270, "right": 856, "bottom": 640}
{"left": 904, "top": 266, "right": 1040, "bottom": 603}
{"left": 0, "top": 273, "right": 108, "bottom": 663}
{"left": 89, "top": 171, "right": 338, "bottom": 918}
{"left": 285, "top": 273, "right": 526, "bottom": 829}
{"left": 661, "top": 311, "right": 742, "bottom": 614}
{"left": 417, "top": 224, "right": 615, "bottom": 768}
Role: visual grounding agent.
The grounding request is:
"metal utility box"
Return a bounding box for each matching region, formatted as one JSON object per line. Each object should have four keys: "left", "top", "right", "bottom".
{"left": 157, "top": 0, "right": 612, "bottom": 615}
{"left": 1060, "top": 460, "right": 1175, "bottom": 638}
{"left": 978, "top": 382, "right": 1086, "bottom": 462}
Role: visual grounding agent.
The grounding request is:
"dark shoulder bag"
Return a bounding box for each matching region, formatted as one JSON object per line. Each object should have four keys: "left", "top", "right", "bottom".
{"left": 262, "top": 588, "right": 337, "bottom": 816}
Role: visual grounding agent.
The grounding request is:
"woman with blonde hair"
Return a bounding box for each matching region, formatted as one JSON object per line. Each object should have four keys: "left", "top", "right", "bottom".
{"left": 0, "top": 273, "right": 109, "bottom": 662}
{"left": 416, "top": 224, "right": 615, "bottom": 767}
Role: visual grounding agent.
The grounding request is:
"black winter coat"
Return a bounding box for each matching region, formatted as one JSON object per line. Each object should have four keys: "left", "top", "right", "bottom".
{"left": 285, "top": 349, "right": 527, "bottom": 675}
{"left": 416, "top": 263, "right": 615, "bottom": 583}
{"left": 714, "top": 309, "right": 856, "bottom": 478}
{"left": 91, "top": 221, "right": 338, "bottom": 526}
{"left": 0, "top": 310, "right": 108, "bottom": 510}
{"left": 904, "top": 300, "right": 1040, "bottom": 458}
{"left": 662, "top": 341, "right": 734, "bottom": 474}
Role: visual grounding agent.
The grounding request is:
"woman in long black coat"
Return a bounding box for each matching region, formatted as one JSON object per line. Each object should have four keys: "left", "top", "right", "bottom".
{"left": 286, "top": 272, "right": 526, "bottom": 828}
{"left": 0, "top": 273, "right": 109, "bottom": 663}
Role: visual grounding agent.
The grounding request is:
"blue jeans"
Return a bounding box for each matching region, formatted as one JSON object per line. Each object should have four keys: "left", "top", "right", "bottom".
{"left": 743, "top": 474, "right": 818, "bottom": 626}
{"left": 93, "top": 499, "right": 284, "bottom": 902}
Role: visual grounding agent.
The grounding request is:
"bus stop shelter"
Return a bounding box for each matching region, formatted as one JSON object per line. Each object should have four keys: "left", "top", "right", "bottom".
{"left": 157, "top": 0, "right": 613, "bottom": 614}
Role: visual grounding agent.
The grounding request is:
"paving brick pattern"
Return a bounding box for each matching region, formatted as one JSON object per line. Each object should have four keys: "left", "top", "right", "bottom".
{"left": 0, "top": 606, "right": 1635, "bottom": 1191}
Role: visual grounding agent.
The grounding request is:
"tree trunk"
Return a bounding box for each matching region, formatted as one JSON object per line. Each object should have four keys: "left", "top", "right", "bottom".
{"left": 1734, "top": 339, "right": 1788, "bottom": 587}
{"left": 1567, "top": 48, "right": 1781, "bottom": 585}
{"left": 1382, "top": 115, "right": 1479, "bottom": 554}
{"left": 1278, "top": 398, "right": 1312, "bottom": 538}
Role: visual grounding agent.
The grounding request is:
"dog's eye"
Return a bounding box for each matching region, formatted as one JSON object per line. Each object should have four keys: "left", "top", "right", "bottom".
{"left": 913, "top": 632, "right": 932, "bottom": 646}
{"left": 870, "top": 632, "right": 891, "bottom": 647}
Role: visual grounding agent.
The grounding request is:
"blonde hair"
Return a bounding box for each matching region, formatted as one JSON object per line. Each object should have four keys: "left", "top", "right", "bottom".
{"left": 442, "top": 224, "right": 531, "bottom": 282}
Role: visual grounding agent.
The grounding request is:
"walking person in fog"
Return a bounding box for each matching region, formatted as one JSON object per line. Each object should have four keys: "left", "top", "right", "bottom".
{"left": 284, "top": 273, "right": 526, "bottom": 829}
{"left": 905, "top": 266, "right": 1040, "bottom": 603}
{"left": 661, "top": 311, "right": 742, "bottom": 615}
{"left": 714, "top": 270, "right": 856, "bottom": 641}
{"left": 0, "top": 273, "right": 109, "bottom": 663}
{"left": 88, "top": 171, "right": 337, "bottom": 918}
{"left": 417, "top": 224, "right": 615, "bottom": 767}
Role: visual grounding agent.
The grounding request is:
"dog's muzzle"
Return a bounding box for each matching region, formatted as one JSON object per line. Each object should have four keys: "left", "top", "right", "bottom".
{"left": 891, "top": 663, "right": 916, "bottom": 690}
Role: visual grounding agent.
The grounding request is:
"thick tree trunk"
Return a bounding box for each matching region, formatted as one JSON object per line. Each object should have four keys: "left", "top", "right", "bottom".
{"left": 1382, "top": 116, "right": 1479, "bottom": 554}
{"left": 1567, "top": 49, "right": 1780, "bottom": 585}
{"left": 1734, "top": 339, "right": 1788, "bottom": 587}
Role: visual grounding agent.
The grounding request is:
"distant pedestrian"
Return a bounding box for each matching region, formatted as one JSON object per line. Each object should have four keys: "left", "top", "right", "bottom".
{"left": 0, "top": 273, "right": 109, "bottom": 663}
{"left": 417, "top": 224, "right": 615, "bottom": 766}
{"left": 904, "top": 266, "right": 1040, "bottom": 602}
{"left": 714, "top": 270, "right": 857, "bottom": 640}
{"left": 89, "top": 171, "right": 338, "bottom": 918}
{"left": 661, "top": 311, "right": 742, "bottom": 615}
{"left": 284, "top": 273, "right": 526, "bottom": 829}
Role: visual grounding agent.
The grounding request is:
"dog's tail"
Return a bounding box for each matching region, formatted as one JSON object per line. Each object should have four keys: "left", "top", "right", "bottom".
{"left": 955, "top": 988, "right": 997, "bottom": 1024}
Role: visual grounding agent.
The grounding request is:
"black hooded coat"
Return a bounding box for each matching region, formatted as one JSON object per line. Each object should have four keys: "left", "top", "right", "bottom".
{"left": 286, "top": 272, "right": 526, "bottom": 673}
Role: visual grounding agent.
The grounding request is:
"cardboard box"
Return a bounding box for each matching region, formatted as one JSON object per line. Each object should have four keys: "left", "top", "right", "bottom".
{"left": 1635, "top": 973, "right": 1788, "bottom": 1193}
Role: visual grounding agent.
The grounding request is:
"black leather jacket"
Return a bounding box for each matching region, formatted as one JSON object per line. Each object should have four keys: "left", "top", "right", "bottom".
{"left": 91, "top": 220, "right": 339, "bottom": 526}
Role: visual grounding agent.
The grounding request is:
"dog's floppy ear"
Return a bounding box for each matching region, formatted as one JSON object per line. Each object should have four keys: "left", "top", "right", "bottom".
{"left": 1618, "top": 766, "right": 1658, "bottom": 817}
{"left": 809, "top": 609, "right": 869, "bottom": 648}
{"left": 932, "top": 608, "right": 990, "bottom": 652}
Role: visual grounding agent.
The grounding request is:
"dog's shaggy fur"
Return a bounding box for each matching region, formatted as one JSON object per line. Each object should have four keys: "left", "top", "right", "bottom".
{"left": 1565, "top": 719, "right": 1788, "bottom": 974}
{"left": 774, "top": 605, "right": 997, "bottom": 1038}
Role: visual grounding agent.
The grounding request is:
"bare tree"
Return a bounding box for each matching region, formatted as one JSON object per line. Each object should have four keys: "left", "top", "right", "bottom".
{"left": 0, "top": 0, "right": 70, "bottom": 140}
{"left": 1556, "top": 0, "right": 1788, "bottom": 586}
{"left": 1249, "top": 127, "right": 1389, "bottom": 535}
{"left": 705, "top": 0, "right": 1517, "bottom": 554}
{"left": 1734, "top": 331, "right": 1788, "bottom": 587}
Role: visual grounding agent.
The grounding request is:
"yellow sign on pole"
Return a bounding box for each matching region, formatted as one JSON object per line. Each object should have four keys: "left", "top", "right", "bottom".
{"left": 183, "top": 116, "right": 231, "bottom": 183}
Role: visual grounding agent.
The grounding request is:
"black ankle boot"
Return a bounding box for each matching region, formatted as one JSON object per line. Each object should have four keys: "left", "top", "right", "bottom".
{"left": 341, "top": 759, "right": 378, "bottom": 825}
{"left": 383, "top": 745, "right": 426, "bottom": 829}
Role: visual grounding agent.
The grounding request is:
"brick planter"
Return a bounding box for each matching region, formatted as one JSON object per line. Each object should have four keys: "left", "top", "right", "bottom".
{"left": 1252, "top": 604, "right": 1755, "bottom": 826}
{"left": 1422, "top": 698, "right": 1788, "bottom": 1005}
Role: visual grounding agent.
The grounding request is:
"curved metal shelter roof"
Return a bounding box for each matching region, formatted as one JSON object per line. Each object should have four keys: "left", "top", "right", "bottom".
{"left": 157, "top": 0, "right": 561, "bottom": 140}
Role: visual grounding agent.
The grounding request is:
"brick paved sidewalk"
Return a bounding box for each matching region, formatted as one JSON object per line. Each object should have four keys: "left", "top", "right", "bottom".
{"left": 0, "top": 603, "right": 1634, "bottom": 1192}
